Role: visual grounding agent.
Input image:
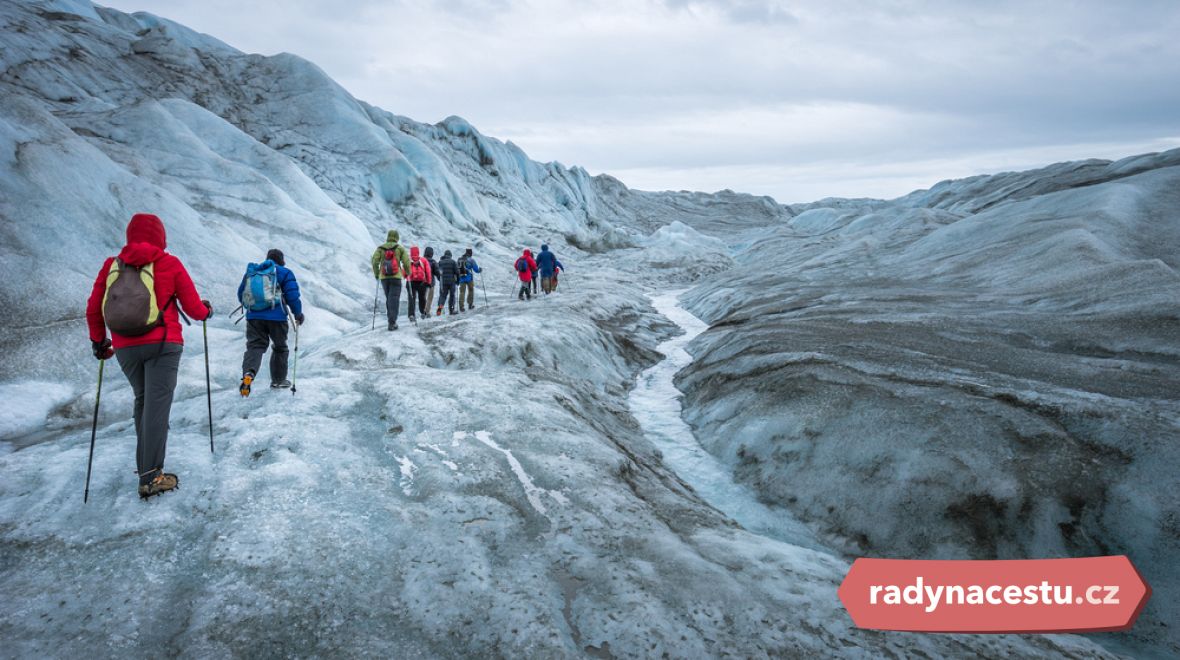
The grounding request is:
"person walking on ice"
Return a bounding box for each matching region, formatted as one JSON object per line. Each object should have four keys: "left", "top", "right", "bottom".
{"left": 85, "top": 213, "right": 212, "bottom": 499}
{"left": 436, "top": 249, "right": 459, "bottom": 315}
{"left": 237, "top": 248, "right": 303, "bottom": 396}
{"left": 406, "top": 245, "right": 432, "bottom": 322}
{"left": 457, "top": 247, "right": 481, "bottom": 312}
{"left": 371, "top": 230, "right": 410, "bottom": 331}
{"left": 535, "top": 244, "right": 563, "bottom": 294}
{"left": 424, "top": 246, "right": 440, "bottom": 316}
{"left": 515, "top": 249, "right": 537, "bottom": 301}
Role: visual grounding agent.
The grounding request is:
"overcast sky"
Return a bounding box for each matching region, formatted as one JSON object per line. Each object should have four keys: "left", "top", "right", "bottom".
{"left": 99, "top": 0, "right": 1180, "bottom": 203}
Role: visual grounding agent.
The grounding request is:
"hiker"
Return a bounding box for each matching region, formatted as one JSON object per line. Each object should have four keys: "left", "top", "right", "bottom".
{"left": 515, "top": 249, "right": 538, "bottom": 301}
{"left": 424, "top": 246, "right": 440, "bottom": 314}
{"left": 407, "top": 245, "right": 432, "bottom": 321}
{"left": 371, "top": 230, "right": 410, "bottom": 331}
{"left": 531, "top": 250, "right": 540, "bottom": 295}
{"left": 85, "top": 213, "right": 212, "bottom": 499}
{"left": 551, "top": 259, "right": 565, "bottom": 290}
{"left": 436, "top": 249, "right": 459, "bottom": 315}
{"left": 457, "top": 247, "right": 482, "bottom": 312}
{"left": 236, "top": 248, "right": 303, "bottom": 396}
{"left": 535, "top": 244, "right": 563, "bottom": 294}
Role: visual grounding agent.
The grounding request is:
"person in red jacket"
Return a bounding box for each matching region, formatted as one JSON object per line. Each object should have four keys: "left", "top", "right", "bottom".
{"left": 514, "top": 249, "right": 538, "bottom": 301}
{"left": 86, "top": 213, "right": 212, "bottom": 499}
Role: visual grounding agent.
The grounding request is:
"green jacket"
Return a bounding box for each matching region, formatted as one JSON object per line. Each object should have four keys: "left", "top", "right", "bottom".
{"left": 371, "top": 230, "right": 411, "bottom": 280}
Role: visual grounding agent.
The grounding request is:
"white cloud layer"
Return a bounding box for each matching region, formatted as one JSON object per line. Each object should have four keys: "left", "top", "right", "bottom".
{"left": 99, "top": 0, "right": 1180, "bottom": 202}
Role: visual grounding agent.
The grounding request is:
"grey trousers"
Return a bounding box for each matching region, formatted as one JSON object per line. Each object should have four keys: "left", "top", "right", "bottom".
{"left": 459, "top": 281, "right": 475, "bottom": 310}
{"left": 242, "top": 319, "right": 289, "bottom": 382}
{"left": 115, "top": 343, "right": 182, "bottom": 485}
{"left": 381, "top": 278, "right": 402, "bottom": 326}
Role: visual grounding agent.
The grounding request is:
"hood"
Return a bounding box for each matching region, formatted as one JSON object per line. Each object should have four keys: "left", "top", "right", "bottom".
{"left": 127, "top": 213, "right": 166, "bottom": 249}
{"left": 443, "top": 250, "right": 452, "bottom": 259}
{"left": 464, "top": 247, "right": 473, "bottom": 257}
{"left": 119, "top": 213, "right": 167, "bottom": 266}
{"left": 410, "top": 246, "right": 420, "bottom": 259}
{"left": 386, "top": 229, "right": 399, "bottom": 243}
{"left": 541, "top": 244, "right": 549, "bottom": 252}
{"left": 424, "top": 246, "right": 434, "bottom": 259}
{"left": 523, "top": 249, "right": 532, "bottom": 258}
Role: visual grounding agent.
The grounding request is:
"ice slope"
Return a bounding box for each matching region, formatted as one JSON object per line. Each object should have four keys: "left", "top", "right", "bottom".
{"left": 680, "top": 150, "right": 1180, "bottom": 656}
{"left": 2, "top": 272, "right": 1115, "bottom": 658}
{"left": 0, "top": 1, "right": 1145, "bottom": 656}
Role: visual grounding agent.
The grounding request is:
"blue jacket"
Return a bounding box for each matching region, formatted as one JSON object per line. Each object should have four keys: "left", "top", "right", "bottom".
{"left": 457, "top": 256, "right": 481, "bottom": 283}
{"left": 238, "top": 261, "right": 302, "bottom": 322}
{"left": 535, "top": 247, "right": 559, "bottom": 277}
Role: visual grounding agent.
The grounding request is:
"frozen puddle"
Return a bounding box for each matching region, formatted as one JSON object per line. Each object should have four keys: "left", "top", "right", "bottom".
{"left": 631, "top": 291, "right": 823, "bottom": 551}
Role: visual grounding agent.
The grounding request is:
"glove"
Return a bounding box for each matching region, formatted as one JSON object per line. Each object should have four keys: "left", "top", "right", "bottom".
{"left": 202, "top": 299, "right": 213, "bottom": 318}
{"left": 92, "top": 338, "right": 113, "bottom": 361}
{"left": 295, "top": 313, "right": 305, "bottom": 326}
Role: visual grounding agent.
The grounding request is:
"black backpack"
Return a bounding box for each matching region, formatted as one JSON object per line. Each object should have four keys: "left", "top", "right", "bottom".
{"left": 457, "top": 257, "right": 468, "bottom": 278}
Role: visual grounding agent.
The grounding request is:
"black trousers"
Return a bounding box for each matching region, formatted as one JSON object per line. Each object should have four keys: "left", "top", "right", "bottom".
{"left": 437, "top": 283, "right": 456, "bottom": 312}
{"left": 382, "top": 278, "right": 402, "bottom": 326}
{"left": 409, "top": 280, "right": 429, "bottom": 317}
{"left": 242, "top": 319, "right": 289, "bottom": 383}
{"left": 116, "top": 343, "right": 182, "bottom": 485}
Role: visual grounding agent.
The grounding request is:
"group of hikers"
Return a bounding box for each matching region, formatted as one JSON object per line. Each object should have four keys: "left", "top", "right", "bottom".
{"left": 86, "top": 214, "right": 566, "bottom": 499}
{"left": 370, "top": 230, "right": 565, "bottom": 331}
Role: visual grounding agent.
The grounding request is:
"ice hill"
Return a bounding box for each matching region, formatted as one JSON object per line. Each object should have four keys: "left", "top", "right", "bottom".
{"left": 681, "top": 150, "right": 1180, "bottom": 656}
{"left": 0, "top": 0, "right": 1163, "bottom": 658}
{"left": 0, "top": 0, "right": 785, "bottom": 386}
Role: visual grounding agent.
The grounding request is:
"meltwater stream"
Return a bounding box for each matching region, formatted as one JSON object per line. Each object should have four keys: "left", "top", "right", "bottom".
{"left": 630, "top": 291, "right": 824, "bottom": 551}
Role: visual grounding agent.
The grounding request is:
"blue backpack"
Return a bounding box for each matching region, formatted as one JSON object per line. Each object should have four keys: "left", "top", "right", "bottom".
{"left": 242, "top": 261, "right": 281, "bottom": 311}
{"left": 515, "top": 258, "right": 528, "bottom": 273}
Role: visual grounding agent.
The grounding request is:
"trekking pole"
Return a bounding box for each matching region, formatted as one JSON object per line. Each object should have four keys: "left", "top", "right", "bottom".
{"left": 371, "top": 279, "right": 379, "bottom": 331}
{"left": 204, "top": 319, "right": 214, "bottom": 453}
{"left": 290, "top": 313, "right": 299, "bottom": 395}
{"left": 83, "top": 359, "right": 105, "bottom": 503}
{"left": 479, "top": 272, "right": 488, "bottom": 307}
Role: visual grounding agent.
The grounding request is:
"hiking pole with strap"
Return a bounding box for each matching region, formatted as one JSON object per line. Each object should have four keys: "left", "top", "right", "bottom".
{"left": 371, "top": 279, "right": 379, "bottom": 331}
{"left": 479, "top": 271, "right": 488, "bottom": 307}
{"left": 203, "top": 319, "right": 214, "bottom": 453}
{"left": 83, "top": 359, "right": 105, "bottom": 503}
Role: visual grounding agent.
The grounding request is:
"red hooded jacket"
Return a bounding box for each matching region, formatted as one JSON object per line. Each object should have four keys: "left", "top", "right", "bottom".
{"left": 408, "top": 246, "right": 432, "bottom": 283}
{"left": 86, "top": 213, "right": 210, "bottom": 348}
{"left": 515, "top": 250, "right": 538, "bottom": 282}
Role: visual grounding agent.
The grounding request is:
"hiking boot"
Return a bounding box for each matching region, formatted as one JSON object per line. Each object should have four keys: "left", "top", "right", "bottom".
{"left": 138, "top": 473, "right": 179, "bottom": 499}
{"left": 388, "top": 322, "right": 398, "bottom": 331}
{"left": 239, "top": 372, "right": 254, "bottom": 397}
{"left": 271, "top": 380, "right": 292, "bottom": 389}
{"left": 436, "top": 306, "right": 443, "bottom": 317}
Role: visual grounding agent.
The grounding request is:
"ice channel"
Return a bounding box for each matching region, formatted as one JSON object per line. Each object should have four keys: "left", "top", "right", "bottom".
{"left": 629, "top": 290, "right": 825, "bottom": 552}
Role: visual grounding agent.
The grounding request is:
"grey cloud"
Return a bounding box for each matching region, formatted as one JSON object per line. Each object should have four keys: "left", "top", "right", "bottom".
{"left": 98, "top": 0, "right": 1180, "bottom": 201}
